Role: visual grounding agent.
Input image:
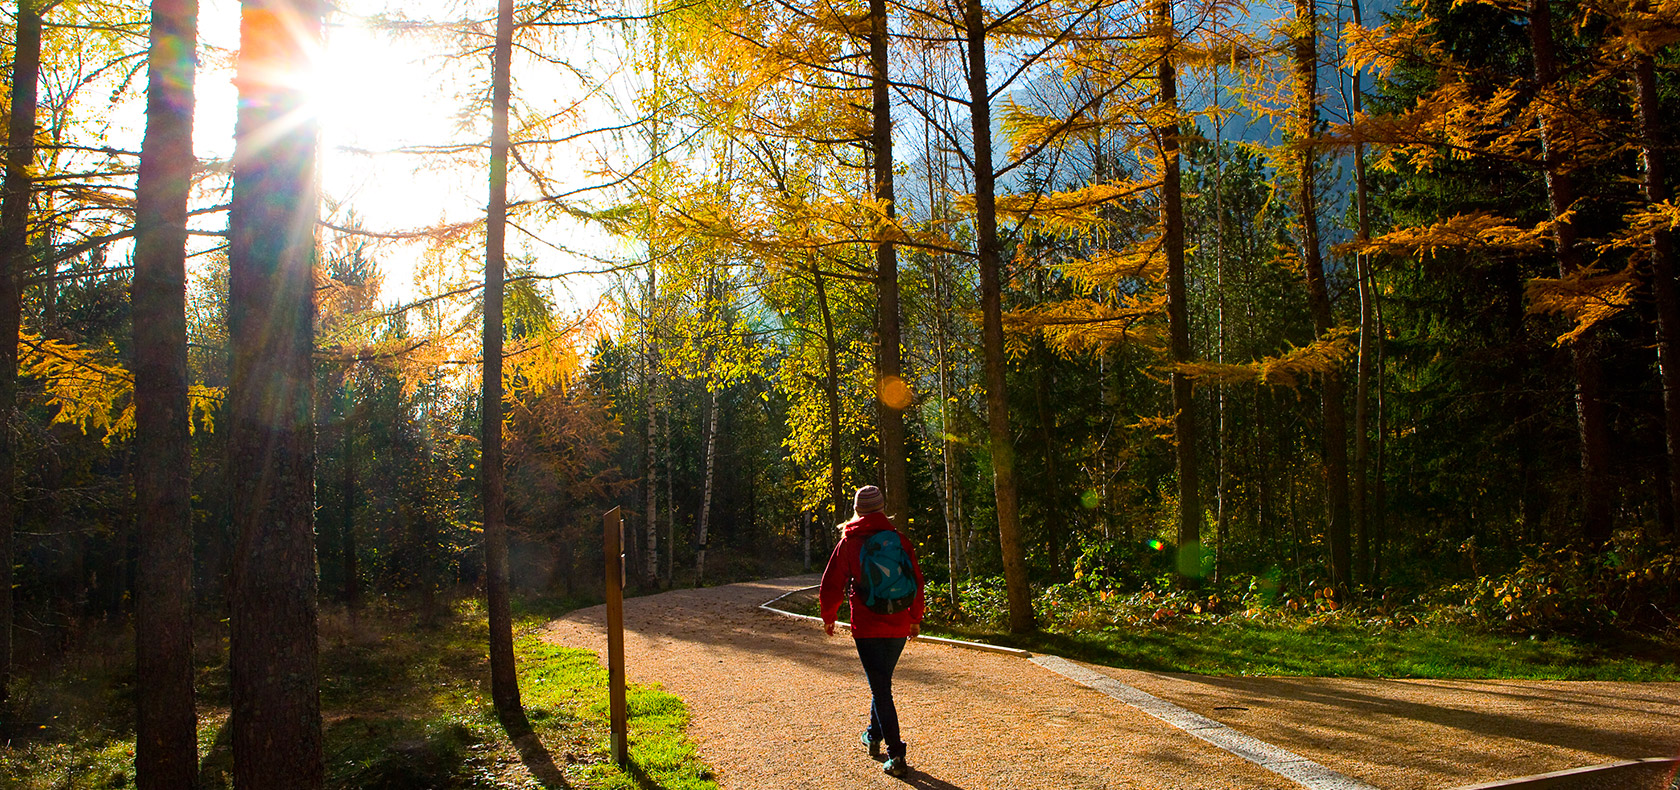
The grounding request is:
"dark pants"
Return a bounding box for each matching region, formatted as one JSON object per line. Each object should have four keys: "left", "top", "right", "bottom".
{"left": 854, "top": 637, "right": 908, "bottom": 759}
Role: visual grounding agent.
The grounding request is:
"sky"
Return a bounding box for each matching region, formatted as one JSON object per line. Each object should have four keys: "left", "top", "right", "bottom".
{"left": 183, "top": 0, "right": 626, "bottom": 312}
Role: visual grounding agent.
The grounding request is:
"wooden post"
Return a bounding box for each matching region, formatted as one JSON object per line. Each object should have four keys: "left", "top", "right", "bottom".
{"left": 604, "top": 507, "right": 628, "bottom": 767}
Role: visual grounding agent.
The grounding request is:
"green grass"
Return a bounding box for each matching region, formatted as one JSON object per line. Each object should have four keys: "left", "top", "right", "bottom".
{"left": 926, "top": 620, "right": 1680, "bottom": 681}
{"left": 773, "top": 590, "right": 1680, "bottom": 680}
{"left": 2, "top": 597, "right": 718, "bottom": 790}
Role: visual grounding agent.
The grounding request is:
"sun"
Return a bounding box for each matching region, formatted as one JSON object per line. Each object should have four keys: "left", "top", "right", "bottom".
{"left": 305, "top": 20, "right": 454, "bottom": 153}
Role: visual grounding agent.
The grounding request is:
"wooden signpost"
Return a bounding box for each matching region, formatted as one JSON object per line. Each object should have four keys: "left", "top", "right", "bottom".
{"left": 604, "top": 506, "right": 628, "bottom": 767}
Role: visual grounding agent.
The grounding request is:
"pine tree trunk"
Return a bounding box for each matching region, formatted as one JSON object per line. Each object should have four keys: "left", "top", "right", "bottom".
{"left": 1293, "top": 0, "right": 1352, "bottom": 589}
{"left": 227, "top": 0, "right": 324, "bottom": 784}
{"left": 1632, "top": 2, "right": 1679, "bottom": 537}
{"left": 0, "top": 0, "right": 42, "bottom": 713}
{"left": 645, "top": 268, "right": 662, "bottom": 585}
{"left": 342, "top": 407, "right": 360, "bottom": 608}
{"left": 1351, "top": 0, "right": 1374, "bottom": 584}
{"left": 1529, "top": 0, "right": 1613, "bottom": 545}
{"left": 133, "top": 0, "right": 199, "bottom": 780}
{"left": 1032, "top": 341, "right": 1064, "bottom": 575}
{"left": 964, "top": 0, "right": 1032, "bottom": 633}
{"left": 936, "top": 261, "right": 963, "bottom": 610}
{"left": 695, "top": 387, "right": 719, "bottom": 584}
{"left": 869, "top": 0, "right": 907, "bottom": 523}
{"left": 483, "top": 0, "right": 523, "bottom": 728}
{"left": 1159, "top": 0, "right": 1204, "bottom": 588}
{"left": 815, "top": 266, "right": 844, "bottom": 527}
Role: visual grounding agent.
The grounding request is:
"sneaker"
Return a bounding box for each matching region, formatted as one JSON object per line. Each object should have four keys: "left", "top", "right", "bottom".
{"left": 882, "top": 756, "right": 909, "bottom": 778}
{"left": 861, "top": 731, "right": 882, "bottom": 758}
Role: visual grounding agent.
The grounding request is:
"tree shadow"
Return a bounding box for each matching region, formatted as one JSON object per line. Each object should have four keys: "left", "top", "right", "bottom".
{"left": 499, "top": 706, "right": 570, "bottom": 789}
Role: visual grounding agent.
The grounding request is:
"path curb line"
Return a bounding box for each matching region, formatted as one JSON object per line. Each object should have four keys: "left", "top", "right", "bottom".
{"left": 1032, "top": 654, "right": 1381, "bottom": 790}
{"left": 758, "top": 586, "right": 1033, "bottom": 657}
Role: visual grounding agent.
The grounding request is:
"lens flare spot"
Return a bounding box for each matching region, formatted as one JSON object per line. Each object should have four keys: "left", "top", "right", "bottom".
{"left": 878, "top": 375, "right": 913, "bottom": 410}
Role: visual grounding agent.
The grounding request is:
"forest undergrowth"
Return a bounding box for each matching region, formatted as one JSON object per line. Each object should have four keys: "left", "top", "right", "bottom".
{"left": 0, "top": 593, "right": 718, "bottom": 790}
{"left": 783, "top": 538, "right": 1680, "bottom": 681}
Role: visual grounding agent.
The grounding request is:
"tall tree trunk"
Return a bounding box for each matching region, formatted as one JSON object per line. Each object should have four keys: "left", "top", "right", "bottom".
{"left": 1528, "top": 0, "right": 1612, "bottom": 544}
{"left": 664, "top": 406, "right": 675, "bottom": 583}
{"left": 1032, "top": 341, "right": 1064, "bottom": 575}
{"left": 1632, "top": 0, "right": 1679, "bottom": 537}
{"left": 0, "top": 0, "right": 42, "bottom": 714}
{"left": 964, "top": 0, "right": 1032, "bottom": 633}
{"left": 644, "top": 268, "right": 662, "bottom": 584}
{"left": 133, "top": 0, "right": 199, "bottom": 780}
{"left": 935, "top": 258, "right": 963, "bottom": 609}
{"left": 342, "top": 406, "right": 359, "bottom": 608}
{"left": 1159, "top": 0, "right": 1204, "bottom": 587}
{"left": 695, "top": 387, "right": 719, "bottom": 583}
{"left": 814, "top": 265, "right": 844, "bottom": 528}
{"left": 1292, "top": 0, "right": 1352, "bottom": 588}
{"left": 227, "top": 0, "right": 324, "bottom": 785}
{"left": 1351, "top": 0, "right": 1374, "bottom": 583}
{"left": 483, "top": 0, "right": 523, "bottom": 727}
{"left": 869, "top": 0, "right": 907, "bottom": 523}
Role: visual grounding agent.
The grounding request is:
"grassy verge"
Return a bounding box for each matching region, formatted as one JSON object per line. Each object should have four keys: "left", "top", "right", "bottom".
{"left": 772, "top": 588, "right": 1680, "bottom": 681}
{"left": 2, "top": 596, "right": 717, "bottom": 790}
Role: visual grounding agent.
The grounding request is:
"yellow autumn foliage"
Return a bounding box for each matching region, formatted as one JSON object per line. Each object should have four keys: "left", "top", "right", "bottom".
{"left": 1172, "top": 327, "right": 1358, "bottom": 389}
{"left": 1002, "top": 296, "right": 1165, "bottom": 357}
{"left": 17, "top": 332, "right": 223, "bottom": 443}
{"left": 1525, "top": 267, "right": 1639, "bottom": 347}
{"left": 1352, "top": 211, "right": 1552, "bottom": 257}
{"left": 980, "top": 180, "right": 1154, "bottom": 237}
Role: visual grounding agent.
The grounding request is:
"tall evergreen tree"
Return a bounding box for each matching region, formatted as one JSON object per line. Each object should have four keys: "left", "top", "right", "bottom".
{"left": 132, "top": 0, "right": 200, "bottom": 782}
{"left": 227, "top": 0, "right": 325, "bottom": 785}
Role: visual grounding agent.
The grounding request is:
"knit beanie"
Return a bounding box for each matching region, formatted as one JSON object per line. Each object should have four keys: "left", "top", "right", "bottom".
{"left": 853, "top": 485, "right": 885, "bottom": 516}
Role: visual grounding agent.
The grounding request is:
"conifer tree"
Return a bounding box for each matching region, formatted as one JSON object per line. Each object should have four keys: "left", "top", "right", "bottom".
{"left": 132, "top": 0, "right": 199, "bottom": 781}
{"left": 0, "top": 0, "right": 43, "bottom": 712}
{"left": 227, "top": 0, "right": 325, "bottom": 784}
{"left": 484, "top": 0, "right": 524, "bottom": 726}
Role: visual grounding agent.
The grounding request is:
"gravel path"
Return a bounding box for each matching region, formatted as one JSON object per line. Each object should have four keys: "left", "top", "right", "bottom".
{"left": 538, "top": 575, "right": 1680, "bottom": 790}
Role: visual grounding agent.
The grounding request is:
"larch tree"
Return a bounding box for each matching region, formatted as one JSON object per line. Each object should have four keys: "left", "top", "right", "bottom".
{"left": 483, "top": 0, "right": 525, "bottom": 727}
{"left": 0, "top": 0, "right": 44, "bottom": 713}
{"left": 131, "top": 0, "right": 199, "bottom": 781}
{"left": 1289, "top": 0, "right": 1353, "bottom": 589}
{"left": 869, "top": 0, "right": 909, "bottom": 523}
{"left": 226, "top": 0, "right": 325, "bottom": 785}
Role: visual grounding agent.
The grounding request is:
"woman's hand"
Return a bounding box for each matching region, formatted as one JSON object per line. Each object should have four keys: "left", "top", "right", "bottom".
{"left": 908, "top": 624, "right": 920, "bottom": 640}
{"left": 823, "top": 620, "right": 836, "bottom": 637}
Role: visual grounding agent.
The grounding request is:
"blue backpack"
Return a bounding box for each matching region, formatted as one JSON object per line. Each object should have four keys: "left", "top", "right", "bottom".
{"left": 857, "top": 530, "right": 917, "bottom": 615}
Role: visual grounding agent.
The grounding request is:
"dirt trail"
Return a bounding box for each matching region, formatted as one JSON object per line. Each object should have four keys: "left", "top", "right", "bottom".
{"left": 539, "top": 575, "right": 1680, "bottom": 790}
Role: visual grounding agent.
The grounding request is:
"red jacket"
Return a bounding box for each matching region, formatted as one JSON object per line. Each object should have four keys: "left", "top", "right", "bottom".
{"left": 819, "top": 511, "right": 925, "bottom": 638}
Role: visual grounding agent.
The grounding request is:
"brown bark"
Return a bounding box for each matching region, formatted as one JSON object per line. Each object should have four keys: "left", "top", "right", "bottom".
{"left": 342, "top": 408, "right": 359, "bottom": 608}
{"left": 1292, "top": 0, "right": 1352, "bottom": 588}
{"left": 815, "top": 265, "right": 844, "bottom": 528}
{"left": 645, "top": 265, "right": 661, "bottom": 585}
{"left": 0, "top": 0, "right": 42, "bottom": 713}
{"left": 1159, "top": 0, "right": 1203, "bottom": 587}
{"left": 484, "top": 0, "right": 523, "bottom": 726}
{"left": 133, "top": 0, "right": 200, "bottom": 782}
{"left": 1528, "top": 0, "right": 1612, "bottom": 544}
{"left": 869, "top": 0, "right": 907, "bottom": 524}
{"left": 695, "top": 387, "right": 719, "bottom": 583}
{"left": 227, "top": 0, "right": 324, "bottom": 785}
{"left": 1032, "top": 341, "right": 1064, "bottom": 575}
{"left": 964, "top": 0, "right": 1032, "bottom": 633}
{"left": 1632, "top": 1, "right": 1679, "bottom": 537}
{"left": 1351, "top": 0, "right": 1374, "bottom": 583}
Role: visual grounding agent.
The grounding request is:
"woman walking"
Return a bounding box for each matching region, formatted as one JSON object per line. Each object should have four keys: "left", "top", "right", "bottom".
{"left": 820, "top": 485, "right": 925, "bottom": 777}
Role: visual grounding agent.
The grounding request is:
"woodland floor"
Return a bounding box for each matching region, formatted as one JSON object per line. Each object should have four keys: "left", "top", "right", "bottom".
{"left": 538, "top": 574, "right": 1680, "bottom": 790}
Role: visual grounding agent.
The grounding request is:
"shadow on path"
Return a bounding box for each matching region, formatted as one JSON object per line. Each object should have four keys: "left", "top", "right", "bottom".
{"left": 896, "top": 769, "right": 969, "bottom": 789}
